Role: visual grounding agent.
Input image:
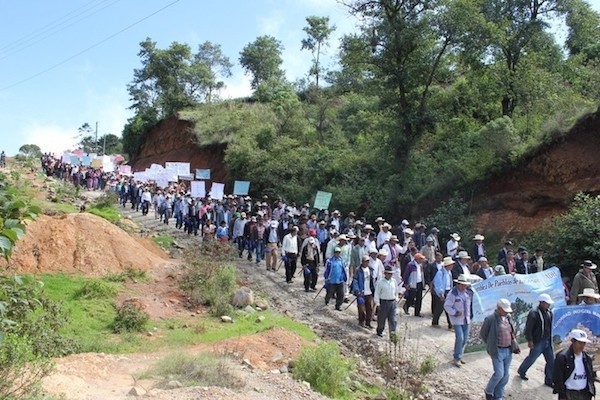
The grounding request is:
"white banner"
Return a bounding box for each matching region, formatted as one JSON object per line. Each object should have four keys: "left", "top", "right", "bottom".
{"left": 191, "top": 181, "right": 206, "bottom": 198}
{"left": 210, "top": 182, "right": 225, "bottom": 200}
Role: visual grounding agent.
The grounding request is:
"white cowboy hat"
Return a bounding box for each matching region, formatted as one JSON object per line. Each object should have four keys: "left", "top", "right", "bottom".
{"left": 450, "top": 233, "right": 461, "bottom": 241}
{"left": 578, "top": 288, "right": 600, "bottom": 299}
{"left": 473, "top": 234, "right": 485, "bottom": 241}
{"left": 453, "top": 274, "right": 472, "bottom": 286}
{"left": 457, "top": 251, "right": 471, "bottom": 259}
{"left": 442, "top": 257, "right": 455, "bottom": 267}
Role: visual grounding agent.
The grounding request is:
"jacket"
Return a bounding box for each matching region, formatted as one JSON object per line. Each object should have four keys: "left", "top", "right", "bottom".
{"left": 523, "top": 306, "right": 552, "bottom": 344}
{"left": 553, "top": 345, "right": 596, "bottom": 398}
{"left": 432, "top": 267, "right": 451, "bottom": 297}
{"left": 443, "top": 287, "right": 472, "bottom": 326}
{"left": 351, "top": 266, "right": 375, "bottom": 295}
{"left": 515, "top": 259, "right": 537, "bottom": 275}
{"left": 570, "top": 269, "right": 599, "bottom": 304}
{"left": 324, "top": 256, "right": 347, "bottom": 284}
{"left": 480, "top": 311, "right": 516, "bottom": 357}
{"left": 300, "top": 242, "right": 320, "bottom": 266}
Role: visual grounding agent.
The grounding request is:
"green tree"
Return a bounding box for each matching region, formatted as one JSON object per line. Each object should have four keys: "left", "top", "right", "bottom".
{"left": 301, "top": 16, "right": 336, "bottom": 89}
{"left": 193, "top": 41, "right": 233, "bottom": 103}
{"left": 564, "top": 0, "right": 600, "bottom": 58}
{"left": 17, "top": 144, "right": 41, "bottom": 158}
{"left": 98, "top": 134, "right": 122, "bottom": 155}
{"left": 239, "top": 35, "right": 285, "bottom": 89}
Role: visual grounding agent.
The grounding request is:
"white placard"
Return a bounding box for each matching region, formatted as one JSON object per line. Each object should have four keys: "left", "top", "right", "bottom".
{"left": 210, "top": 182, "right": 225, "bottom": 200}
{"left": 191, "top": 181, "right": 206, "bottom": 198}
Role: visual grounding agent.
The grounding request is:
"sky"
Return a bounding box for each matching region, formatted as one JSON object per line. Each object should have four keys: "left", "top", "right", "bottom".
{"left": 0, "top": 0, "right": 599, "bottom": 156}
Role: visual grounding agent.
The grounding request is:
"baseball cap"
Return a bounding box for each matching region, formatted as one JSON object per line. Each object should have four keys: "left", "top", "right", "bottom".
{"left": 538, "top": 293, "right": 554, "bottom": 305}
{"left": 497, "top": 298, "right": 512, "bottom": 313}
{"left": 570, "top": 329, "right": 591, "bottom": 343}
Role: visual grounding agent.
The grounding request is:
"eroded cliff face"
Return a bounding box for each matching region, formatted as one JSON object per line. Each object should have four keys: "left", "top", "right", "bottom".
{"left": 130, "top": 116, "right": 229, "bottom": 184}
{"left": 472, "top": 107, "right": 600, "bottom": 234}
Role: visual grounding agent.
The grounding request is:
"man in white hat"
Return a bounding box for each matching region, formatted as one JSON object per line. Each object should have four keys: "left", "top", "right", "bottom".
{"left": 446, "top": 233, "right": 461, "bottom": 257}
{"left": 570, "top": 260, "right": 599, "bottom": 304}
{"left": 363, "top": 224, "right": 375, "bottom": 250}
{"left": 376, "top": 222, "right": 392, "bottom": 249}
{"left": 264, "top": 218, "right": 280, "bottom": 271}
{"left": 300, "top": 236, "right": 321, "bottom": 292}
{"left": 369, "top": 246, "right": 384, "bottom": 284}
{"left": 553, "top": 329, "right": 596, "bottom": 400}
{"left": 444, "top": 274, "right": 473, "bottom": 367}
{"left": 471, "top": 234, "right": 486, "bottom": 260}
{"left": 351, "top": 255, "right": 375, "bottom": 328}
{"left": 432, "top": 256, "right": 455, "bottom": 329}
{"left": 480, "top": 298, "right": 519, "bottom": 400}
{"left": 517, "top": 293, "right": 555, "bottom": 386}
{"left": 454, "top": 251, "right": 472, "bottom": 277}
{"left": 324, "top": 247, "right": 347, "bottom": 311}
{"left": 577, "top": 288, "right": 600, "bottom": 305}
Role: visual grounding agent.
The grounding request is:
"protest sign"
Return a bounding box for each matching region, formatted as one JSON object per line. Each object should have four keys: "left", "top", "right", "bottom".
{"left": 81, "top": 156, "right": 91, "bottom": 166}
{"left": 233, "top": 180, "right": 250, "bottom": 196}
{"left": 91, "top": 158, "right": 102, "bottom": 168}
{"left": 196, "top": 169, "right": 211, "bottom": 180}
{"left": 552, "top": 304, "right": 600, "bottom": 369}
{"left": 165, "top": 162, "right": 190, "bottom": 176}
{"left": 62, "top": 153, "right": 71, "bottom": 163}
{"left": 119, "top": 165, "right": 132, "bottom": 175}
{"left": 466, "top": 267, "right": 565, "bottom": 351}
{"left": 313, "top": 191, "right": 332, "bottom": 210}
{"left": 190, "top": 181, "right": 206, "bottom": 198}
{"left": 150, "top": 163, "right": 163, "bottom": 171}
{"left": 210, "top": 182, "right": 225, "bottom": 200}
{"left": 70, "top": 155, "right": 80, "bottom": 165}
{"left": 178, "top": 174, "right": 194, "bottom": 181}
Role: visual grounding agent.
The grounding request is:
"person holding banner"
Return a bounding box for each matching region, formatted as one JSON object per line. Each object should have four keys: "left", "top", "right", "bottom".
{"left": 444, "top": 274, "right": 473, "bottom": 368}
{"left": 553, "top": 329, "right": 596, "bottom": 400}
{"left": 480, "top": 298, "right": 519, "bottom": 400}
{"left": 517, "top": 293, "right": 555, "bottom": 387}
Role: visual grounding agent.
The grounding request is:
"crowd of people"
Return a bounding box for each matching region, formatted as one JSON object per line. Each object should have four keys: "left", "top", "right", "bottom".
{"left": 37, "top": 157, "right": 600, "bottom": 400}
{"left": 41, "top": 153, "right": 113, "bottom": 190}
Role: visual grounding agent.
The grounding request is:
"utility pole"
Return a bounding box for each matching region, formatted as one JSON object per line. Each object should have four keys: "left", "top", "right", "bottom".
{"left": 103, "top": 133, "right": 107, "bottom": 155}
{"left": 95, "top": 121, "right": 98, "bottom": 154}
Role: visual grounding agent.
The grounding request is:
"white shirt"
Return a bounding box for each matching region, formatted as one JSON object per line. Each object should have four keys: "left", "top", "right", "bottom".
{"left": 565, "top": 353, "right": 587, "bottom": 390}
{"left": 369, "top": 257, "right": 384, "bottom": 282}
{"left": 374, "top": 277, "right": 397, "bottom": 305}
{"left": 376, "top": 230, "right": 391, "bottom": 248}
{"left": 446, "top": 239, "right": 459, "bottom": 256}
{"left": 282, "top": 233, "right": 298, "bottom": 254}
{"left": 362, "top": 267, "right": 372, "bottom": 296}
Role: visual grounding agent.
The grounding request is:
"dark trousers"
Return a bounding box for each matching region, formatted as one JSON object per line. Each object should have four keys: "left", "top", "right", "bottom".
{"left": 377, "top": 299, "right": 397, "bottom": 336}
{"left": 358, "top": 294, "right": 374, "bottom": 325}
{"left": 285, "top": 253, "right": 297, "bottom": 282}
{"left": 404, "top": 282, "right": 424, "bottom": 316}
{"left": 432, "top": 289, "right": 451, "bottom": 326}
{"left": 141, "top": 200, "right": 149, "bottom": 215}
{"left": 564, "top": 390, "right": 593, "bottom": 400}
{"left": 325, "top": 283, "right": 345, "bottom": 309}
{"left": 303, "top": 261, "right": 318, "bottom": 290}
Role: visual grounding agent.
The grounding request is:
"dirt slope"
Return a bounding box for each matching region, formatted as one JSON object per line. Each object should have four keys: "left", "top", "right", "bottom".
{"left": 472, "top": 107, "right": 600, "bottom": 234}
{"left": 1, "top": 213, "right": 168, "bottom": 276}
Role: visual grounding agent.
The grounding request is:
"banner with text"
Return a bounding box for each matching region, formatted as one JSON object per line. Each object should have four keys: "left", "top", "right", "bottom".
{"left": 313, "top": 191, "right": 332, "bottom": 210}
{"left": 466, "top": 267, "right": 566, "bottom": 351}
{"left": 552, "top": 305, "right": 600, "bottom": 369}
{"left": 233, "top": 180, "right": 250, "bottom": 196}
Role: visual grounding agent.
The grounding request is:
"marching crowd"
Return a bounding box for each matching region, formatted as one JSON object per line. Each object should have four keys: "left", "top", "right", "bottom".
{"left": 114, "top": 179, "right": 597, "bottom": 400}
{"left": 37, "top": 156, "right": 599, "bottom": 400}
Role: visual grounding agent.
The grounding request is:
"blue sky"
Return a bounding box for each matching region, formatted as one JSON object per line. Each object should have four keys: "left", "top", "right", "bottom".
{"left": 0, "top": 0, "right": 598, "bottom": 156}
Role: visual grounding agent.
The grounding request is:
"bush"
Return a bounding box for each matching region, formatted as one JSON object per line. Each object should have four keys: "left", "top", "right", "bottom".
{"left": 418, "top": 354, "right": 437, "bottom": 375}
{"left": 92, "top": 193, "right": 118, "bottom": 209}
{"left": 292, "top": 342, "right": 355, "bottom": 397}
{"left": 112, "top": 301, "right": 149, "bottom": 333}
{"left": 423, "top": 192, "right": 474, "bottom": 247}
{"left": 180, "top": 249, "right": 237, "bottom": 316}
{"left": 0, "top": 334, "right": 53, "bottom": 400}
{"left": 521, "top": 193, "right": 600, "bottom": 278}
{"left": 104, "top": 266, "right": 148, "bottom": 283}
{"left": 73, "top": 280, "right": 119, "bottom": 300}
{"left": 142, "top": 352, "right": 243, "bottom": 389}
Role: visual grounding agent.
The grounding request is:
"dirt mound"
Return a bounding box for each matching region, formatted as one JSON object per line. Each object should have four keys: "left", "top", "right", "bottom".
{"left": 1, "top": 213, "right": 168, "bottom": 276}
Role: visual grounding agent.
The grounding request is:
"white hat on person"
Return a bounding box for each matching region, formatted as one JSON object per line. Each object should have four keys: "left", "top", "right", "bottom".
{"left": 497, "top": 298, "right": 513, "bottom": 313}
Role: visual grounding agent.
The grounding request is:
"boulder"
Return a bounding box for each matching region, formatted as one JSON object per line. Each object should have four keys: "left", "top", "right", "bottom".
{"left": 128, "top": 387, "right": 146, "bottom": 397}
{"left": 221, "top": 315, "right": 233, "bottom": 323}
{"left": 232, "top": 287, "right": 254, "bottom": 307}
{"left": 254, "top": 298, "right": 269, "bottom": 310}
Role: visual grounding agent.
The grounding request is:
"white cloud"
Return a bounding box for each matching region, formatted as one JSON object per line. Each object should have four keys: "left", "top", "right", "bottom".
{"left": 22, "top": 123, "right": 79, "bottom": 154}
{"left": 259, "top": 9, "right": 286, "bottom": 36}
{"left": 222, "top": 71, "right": 253, "bottom": 99}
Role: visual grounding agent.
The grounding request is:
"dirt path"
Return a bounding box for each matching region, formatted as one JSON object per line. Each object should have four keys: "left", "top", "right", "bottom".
{"left": 42, "top": 201, "right": 555, "bottom": 399}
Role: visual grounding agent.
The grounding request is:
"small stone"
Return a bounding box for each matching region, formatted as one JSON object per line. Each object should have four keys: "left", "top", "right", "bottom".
{"left": 244, "top": 305, "right": 257, "bottom": 314}
{"left": 255, "top": 306, "right": 262, "bottom": 311}
{"left": 279, "top": 365, "right": 288, "bottom": 374}
{"left": 128, "top": 386, "right": 145, "bottom": 397}
{"left": 374, "top": 394, "right": 387, "bottom": 400}
{"left": 256, "top": 316, "right": 265, "bottom": 323}
{"left": 232, "top": 287, "right": 254, "bottom": 307}
{"left": 302, "top": 381, "right": 311, "bottom": 389}
{"left": 287, "top": 359, "right": 296, "bottom": 369}
{"left": 254, "top": 298, "right": 269, "bottom": 310}
{"left": 271, "top": 351, "right": 283, "bottom": 362}
{"left": 270, "top": 369, "right": 280, "bottom": 374}
{"left": 242, "top": 358, "right": 255, "bottom": 370}
{"left": 221, "top": 316, "right": 233, "bottom": 323}
{"left": 146, "top": 331, "right": 153, "bottom": 337}
{"left": 166, "top": 380, "right": 183, "bottom": 389}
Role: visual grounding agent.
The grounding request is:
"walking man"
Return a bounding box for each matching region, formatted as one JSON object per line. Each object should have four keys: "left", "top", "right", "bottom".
{"left": 374, "top": 265, "right": 398, "bottom": 338}
{"left": 281, "top": 226, "right": 299, "bottom": 283}
{"left": 351, "top": 255, "right": 375, "bottom": 328}
{"left": 324, "top": 247, "right": 347, "bottom": 311}
{"left": 517, "top": 293, "right": 555, "bottom": 387}
{"left": 444, "top": 274, "right": 473, "bottom": 367}
{"left": 480, "top": 298, "right": 519, "bottom": 400}
{"left": 432, "top": 256, "right": 455, "bottom": 329}
{"left": 553, "top": 329, "right": 596, "bottom": 400}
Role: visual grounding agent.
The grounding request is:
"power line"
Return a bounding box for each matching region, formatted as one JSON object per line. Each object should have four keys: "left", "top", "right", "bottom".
{"left": 0, "top": 0, "right": 124, "bottom": 61}
{"left": 0, "top": 0, "right": 110, "bottom": 53}
{"left": 0, "top": 0, "right": 181, "bottom": 92}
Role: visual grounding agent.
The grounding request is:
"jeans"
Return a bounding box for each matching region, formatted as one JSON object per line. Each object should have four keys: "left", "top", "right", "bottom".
{"left": 485, "top": 347, "right": 512, "bottom": 400}
{"left": 517, "top": 337, "right": 554, "bottom": 384}
{"left": 255, "top": 240, "right": 265, "bottom": 263}
{"left": 453, "top": 324, "right": 470, "bottom": 361}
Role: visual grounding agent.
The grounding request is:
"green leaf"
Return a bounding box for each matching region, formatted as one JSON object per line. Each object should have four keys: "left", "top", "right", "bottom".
{"left": 0, "top": 236, "right": 11, "bottom": 251}
{"left": 1, "top": 229, "right": 18, "bottom": 243}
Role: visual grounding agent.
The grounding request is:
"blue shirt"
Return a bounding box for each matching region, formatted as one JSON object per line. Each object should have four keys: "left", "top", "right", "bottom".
{"left": 325, "top": 256, "right": 346, "bottom": 284}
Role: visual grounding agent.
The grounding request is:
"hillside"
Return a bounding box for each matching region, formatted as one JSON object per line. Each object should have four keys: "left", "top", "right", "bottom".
{"left": 130, "top": 106, "right": 600, "bottom": 233}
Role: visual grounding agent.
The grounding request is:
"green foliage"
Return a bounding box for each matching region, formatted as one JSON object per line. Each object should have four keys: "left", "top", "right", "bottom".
{"left": 87, "top": 194, "right": 120, "bottom": 223}
{"left": 292, "top": 341, "right": 355, "bottom": 398}
{"left": 152, "top": 234, "right": 175, "bottom": 250}
{"left": 73, "top": 280, "right": 119, "bottom": 300}
{"left": 418, "top": 354, "right": 437, "bottom": 375}
{"left": 18, "top": 144, "right": 42, "bottom": 158}
{"left": 112, "top": 301, "right": 149, "bottom": 333}
{"left": 423, "top": 192, "right": 474, "bottom": 246}
{"left": 0, "top": 334, "right": 54, "bottom": 400}
{"left": 142, "top": 352, "right": 243, "bottom": 389}
{"left": 522, "top": 193, "right": 600, "bottom": 278}
{"left": 104, "top": 266, "right": 148, "bottom": 283}
{"left": 239, "top": 35, "right": 284, "bottom": 89}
